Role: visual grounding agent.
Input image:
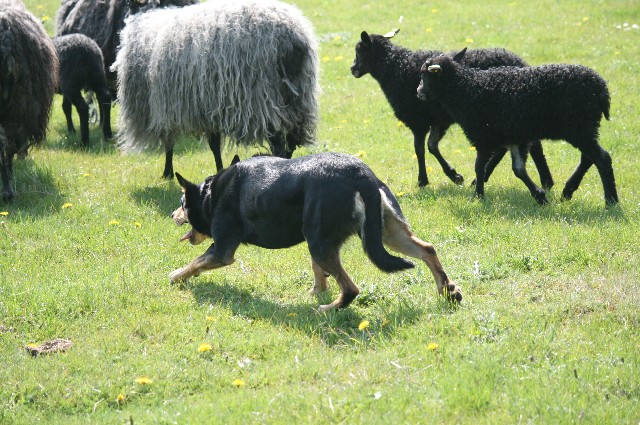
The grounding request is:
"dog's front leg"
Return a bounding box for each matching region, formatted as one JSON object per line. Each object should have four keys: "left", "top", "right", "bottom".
{"left": 170, "top": 244, "right": 235, "bottom": 283}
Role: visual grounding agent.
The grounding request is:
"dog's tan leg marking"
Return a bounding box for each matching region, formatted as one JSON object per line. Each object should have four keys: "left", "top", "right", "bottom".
{"left": 313, "top": 254, "right": 359, "bottom": 312}
{"left": 382, "top": 210, "right": 462, "bottom": 302}
{"left": 309, "top": 259, "right": 329, "bottom": 295}
{"left": 170, "top": 253, "right": 235, "bottom": 283}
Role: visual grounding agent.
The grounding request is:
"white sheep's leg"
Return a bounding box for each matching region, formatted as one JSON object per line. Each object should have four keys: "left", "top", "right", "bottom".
{"left": 510, "top": 145, "right": 547, "bottom": 205}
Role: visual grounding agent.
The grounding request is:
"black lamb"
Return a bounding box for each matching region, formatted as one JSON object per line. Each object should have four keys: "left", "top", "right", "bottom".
{"left": 417, "top": 48, "right": 617, "bottom": 206}
{"left": 54, "top": 33, "right": 112, "bottom": 147}
{"left": 1, "top": 0, "right": 59, "bottom": 201}
{"left": 351, "top": 30, "right": 553, "bottom": 189}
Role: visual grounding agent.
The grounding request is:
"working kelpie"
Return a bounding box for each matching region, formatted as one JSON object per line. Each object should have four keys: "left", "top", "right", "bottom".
{"left": 170, "top": 153, "right": 461, "bottom": 311}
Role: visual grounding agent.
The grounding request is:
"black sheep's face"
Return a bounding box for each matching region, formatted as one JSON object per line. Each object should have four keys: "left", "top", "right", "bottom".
{"left": 417, "top": 48, "right": 467, "bottom": 101}
{"left": 351, "top": 36, "right": 371, "bottom": 78}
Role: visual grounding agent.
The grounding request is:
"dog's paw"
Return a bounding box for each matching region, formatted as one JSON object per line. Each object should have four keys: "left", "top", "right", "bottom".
{"left": 169, "top": 267, "right": 190, "bottom": 283}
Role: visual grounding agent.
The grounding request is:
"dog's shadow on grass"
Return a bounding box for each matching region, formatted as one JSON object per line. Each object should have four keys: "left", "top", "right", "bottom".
{"left": 1, "top": 158, "right": 62, "bottom": 218}
{"left": 187, "top": 279, "right": 458, "bottom": 348}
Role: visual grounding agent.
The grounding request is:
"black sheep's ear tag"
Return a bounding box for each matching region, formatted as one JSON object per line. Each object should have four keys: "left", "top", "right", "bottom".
{"left": 175, "top": 172, "right": 190, "bottom": 193}
{"left": 230, "top": 155, "right": 240, "bottom": 167}
{"left": 360, "top": 31, "right": 372, "bottom": 46}
{"left": 383, "top": 28, "right": 400, "bottom": 38}
{"left": 453, "top": 47, "right": 468, "bottom": 63}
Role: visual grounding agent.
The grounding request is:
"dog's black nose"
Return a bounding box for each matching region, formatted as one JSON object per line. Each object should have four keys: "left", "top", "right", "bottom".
{"left": 170, "top": 211, "right": 174, "bottom": 219}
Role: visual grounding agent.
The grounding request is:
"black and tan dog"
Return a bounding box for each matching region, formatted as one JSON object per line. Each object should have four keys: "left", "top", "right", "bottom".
{"left": 170, "top": 153, "right": 461, "bottom": 311}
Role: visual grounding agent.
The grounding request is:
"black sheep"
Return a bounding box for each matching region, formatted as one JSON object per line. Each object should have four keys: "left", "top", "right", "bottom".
{"left": 351, "top": 30, "right": 553, "bottom": 189}
{"left": 54, "top": 33, "right": 112, "bottom": 147}
{"left": 55, "top": 0, "right": 198, "bottom": 94}
{"left": 0, "top": 0, "right": 59, "bottom": 201}
{"left": 417, "top": 48, "right": 617, "bottom": 206}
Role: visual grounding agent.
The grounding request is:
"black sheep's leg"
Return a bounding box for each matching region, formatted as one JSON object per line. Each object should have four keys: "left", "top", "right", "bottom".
{"left": 529, "top": 140, "right": 554, "bottom": 190}
{"left": 62, "top": 96, "right": 75, "bottom": 134}
{"left": 427, "top": 124, "right": 464, "bottom": 185}
{"left": 95, "top": 87, "right": 112, "bottom": 140}
{"left": 566, "top": 142, "right": 618, "bottom": 206}
{"left": 162, "top": 136, "right": 175, "bottom": 179}
{"left": 0, "top": 149, "right": 14, "bottom": 202}
{"left": 67, "top": 90, "right": 90, "bottom": 147}
{"left": 412, "top": 129, "right": 429, "bottom": 186}
{"left": 473, "top": 147, "right": 492, "bottom": 200}
{"left": 207, "top": 132, "right": 224, "bottom": 172}
{"left": 479, "top": 147, "right": 508, "bottom": 184}
{"left": 510, "top": 145, "right": 547, "bottom": 205}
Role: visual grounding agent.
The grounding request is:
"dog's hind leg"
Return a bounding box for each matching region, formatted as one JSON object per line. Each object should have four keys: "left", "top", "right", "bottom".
{"left": 310, "top": 253, "right": 359, "bottom": 312}
{"left": 382, "top": 212, "right": 462, "bottom": 302}
{"left": 170, "top": 244, "right": 235, "bottom": 283}
{"left": 309, "top": 259, "right": 329, "bottom": 295}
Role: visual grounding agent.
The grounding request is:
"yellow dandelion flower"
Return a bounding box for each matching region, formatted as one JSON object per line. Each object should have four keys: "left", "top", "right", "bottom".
{"left": 397, "top": 191, "right": 406, "bottom": 197}
{"left": 427, "top": 166, "right": 434, "bottom": 173}
{"left": 109, "top": 220, "right": 120, "bottom": 225}
{"left": 198, "top": 343, "right": 213, "bottom": 353}
{"left": 356, "top": 150, "right": 367, "bottom": 158}
{"left": 334, "top": 56, "right": 343, "bottom": 62}
{"left": 583, "top": 17, "right": 589, "bottom": 22}
{"left": 0, "top": 211, "right": 8, "bottom": 216}
{"left": 232, "top": 379, "right": 245, "bottom": 388}
{"left": 469, "top": 146, "right": 476, "bottom": 151}
{"left": 454, "top": 149, "right": 462, "bottom": 154}
{"left": 465, "top": 38, "right": 474, "bottom": 44}
{"left": 333, "top": 35, "right": 342, "bottom": 41}
{"left": 41, "top": 15, "right": 50, "bottom": 22}
{"left": 431, "top": 8, "right": 439, "bottom": 13}
{"left": 117, "top": 393, "right": 126, "bottom": 403}
{"left": 287, "top": 312, "right": 297, "bottom": 317}
{"left": 425, "top": 28, "right": 433, "bottom": 33}
{"left": 62, "top": 203, "right": 73, "bottom": 209}
{"left": 322, "top": 56, "right": 330, "bottom": 63}
{"left": 412, "top": 153, "right": 417, "bottom": 160}
{"left": 340, "top": 119, "right": 347, "bottom": 124}
{"left": 397, "top": 121, "right": 404, "bottom": 127}
{"left": 358, "top": 320, "right": 370, "bottom": 331}
{"left": 134, "top": 222, "right": 142, "bottom": 228}
{"left": 82, "top": 173, "right": 92, "bottom": 177}
{"left": 427, "top": 342, "right": 439, "bottom": 351}
{"left": 206, "top": 316, "right": 216, "bottom": 322}
{"left": 134, "top": 377, "right": 153, "bottom": 385}
{"left": 26, "top": 343, "right": 38, "bottom": 348}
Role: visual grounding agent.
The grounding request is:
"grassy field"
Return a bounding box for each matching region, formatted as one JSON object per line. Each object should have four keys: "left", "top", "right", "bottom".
{"left": 2, "top": 0, "right": 639, "bottom": 423}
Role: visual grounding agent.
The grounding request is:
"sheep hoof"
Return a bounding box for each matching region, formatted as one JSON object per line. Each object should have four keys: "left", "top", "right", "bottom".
{"left": 452, "top": 173, "right": 464, "bottom": 185}
{"left": 2, "top": 190, "right": 15, "bottom": 202}
{"left": 418, "top": 178, "right": 429, "bottom": 187}
{"left": 534, "top": 190, "right": 548, "bottom": 205}
{"left": 561, "top": 188, "right": 574, "bottom": 201}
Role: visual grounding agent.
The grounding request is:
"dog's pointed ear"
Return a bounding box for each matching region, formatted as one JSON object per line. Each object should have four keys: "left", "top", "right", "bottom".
{"left": 360, "top": 31, "right": 372, "bottom": 46}
{"left": 453, "top": 47, "right": 468, "bottom": 63}
{"left": 175, "top": 172, "right": 192, "bottom": 193}
{"left": 230, "top": 154, "right": 240, "bottom": 166}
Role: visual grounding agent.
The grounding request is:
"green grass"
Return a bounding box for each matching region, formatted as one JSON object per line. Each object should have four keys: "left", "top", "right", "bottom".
{"left": 1, "top": 0, "right": 639, "bottom": 423}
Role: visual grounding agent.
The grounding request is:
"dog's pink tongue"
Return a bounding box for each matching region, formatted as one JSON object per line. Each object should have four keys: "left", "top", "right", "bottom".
{"left": 179, "top": 230, "right": 193, "bottom": 242}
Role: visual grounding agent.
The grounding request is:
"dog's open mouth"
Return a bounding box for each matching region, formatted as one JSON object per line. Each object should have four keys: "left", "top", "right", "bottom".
{"left": 179, "top": 229, "right": 194, "bottom": 242}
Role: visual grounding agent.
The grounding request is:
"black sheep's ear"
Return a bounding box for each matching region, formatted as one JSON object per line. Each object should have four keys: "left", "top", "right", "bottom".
{"left": 383, "top": 28, "right": 400, "bottom": 38}
{"left": 360, "top": 31, "right": 372, "bottom": 46}
{"left": 453, "top": 47, "right": 468, "bottom": 63}
{"left": 230, "top": 155, "right": 240, "bottom": 166}
{"left": 175, "top": 172, "right": 192, "bottom": 193}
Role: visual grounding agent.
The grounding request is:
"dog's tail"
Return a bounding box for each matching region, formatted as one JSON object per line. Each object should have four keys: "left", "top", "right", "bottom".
{"left": 360, "top": 187, "right": 414, "bottom": 273}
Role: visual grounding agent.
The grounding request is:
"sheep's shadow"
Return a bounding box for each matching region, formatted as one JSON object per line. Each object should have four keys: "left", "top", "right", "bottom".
{"left": 1, "top": 157, "right": 62, "bottom": 218}
{"left": 404, "top": 183, "right": 626, "bottom": 224}
{"left": 185, "top": 278, "right": 457, "bottom": 348}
